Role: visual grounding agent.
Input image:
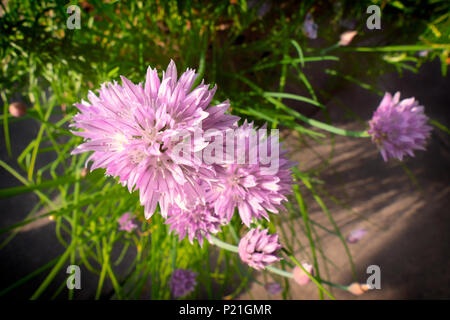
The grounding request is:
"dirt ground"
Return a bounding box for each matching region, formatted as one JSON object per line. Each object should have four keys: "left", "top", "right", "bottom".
{"left": 238, "top": 60, "right": 450, "bottom": 300}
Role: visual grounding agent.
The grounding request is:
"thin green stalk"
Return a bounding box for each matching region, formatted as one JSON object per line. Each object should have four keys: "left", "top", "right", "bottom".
{"left": 283, "top": 249, "right": 336, "bottom": 300}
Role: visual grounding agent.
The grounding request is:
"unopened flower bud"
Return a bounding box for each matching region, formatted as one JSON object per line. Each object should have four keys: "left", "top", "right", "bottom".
{"left": 347, "top": 228, "right": 367, "bottom": 244}
{"left": 9, "top": 102, "right": 26, "bottom": 117}
{"left": 348, "top": 282, "right": 370, "bottom": 295}
{"left": 339, "top": 30, "right": 357, "bottom": 46}
{"left": 265, "top": 282, "right": 282, "bottom": 295}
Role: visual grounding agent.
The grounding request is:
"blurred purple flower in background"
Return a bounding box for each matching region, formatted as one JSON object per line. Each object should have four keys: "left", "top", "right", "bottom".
{"left": 264, "top": 282, "right": 282, "bottom": 295}
{"left": 118, "top": 212, "right": 137, "bottom": 232}
{"left": 247, "top": 0, "right": 272, "bottom": 18}
{"left": 368, "top": 92, "right": 432, "bottom": 161}
{"left": 238, "top": 228, "right": 282, "bottom": 270}
{"left": 346, "top": 228, "right": 368, "bottom": 244}
{"left": 71, "top": 60, "right": 295, "bottom": 248}
{"left": 170, "top": 268, "right": 198, "bottom": 298}
{"left": 339, "top": 18, "right": 356, "bottom": 30}
{"left": 303, "top": 13, "right": 318, "bottom": 39}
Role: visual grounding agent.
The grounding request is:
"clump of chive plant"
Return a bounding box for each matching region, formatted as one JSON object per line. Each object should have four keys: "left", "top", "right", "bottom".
{"left": 70, "top": 60, "right": 435, "bottom": 298}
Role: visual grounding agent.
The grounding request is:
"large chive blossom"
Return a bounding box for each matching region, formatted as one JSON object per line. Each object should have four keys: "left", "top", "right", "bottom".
{"left": 170, "top": 269, "right": 198, "bottom": 298}
{"left": 71, "top": 60, "right": 238, "bottom": 219}
{"left": 238, "top": 228, "right": 282, "bottom": 270}
{"left": 368, "top": 92, "right": 432, "bottom": 162}
{"left": 214, "top": 121, "right": 294, "bottom": 227}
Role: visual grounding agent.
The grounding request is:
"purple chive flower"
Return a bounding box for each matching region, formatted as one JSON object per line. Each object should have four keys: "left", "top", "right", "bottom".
{"left": 303, "top": 13, "right": 318, "bottom": 39}
{"left": 71, "top": 60, "right": 238, "bottom": 219}
{"left": 170, "top": 268, "right": 198, "bottom": 298}
{"left": 238, "top": 228, "right": 282, "bottom": 270}
{"left": 368, "top": 92, "right": 432, "bottom": 162}
{"left": 346, "top": 228, "right": 368, "bottom": 244}
{"left": 338, "top": 30, "right": 357, "bottom": 46}
{"left": 292, "top": 262, "right": 314, "bottom": 286}
{"left": 118, "top": 212, "right": 137, "bottom": 232}
{"left": 165, "top": 185, "right": 222, "bottom": 246}
{"left": 248, "top": 0, "right": 271, "bottom": 18}
{"left": 264, "top": 282, "right": 282, "bottom": 295}
{"left": 214, "top": 121, "right": 294, "bottom": 227}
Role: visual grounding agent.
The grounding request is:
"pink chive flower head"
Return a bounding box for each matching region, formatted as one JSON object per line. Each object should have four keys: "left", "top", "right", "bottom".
{"left": 165, "top": 191, "right": 222, "bottom": 246}
{"left": 348, "top": 283, "right": 370, "bottom": 296}
{"left": 70, "top": 60, "right": 238, "bottom": 219}
{"left": 118, "top": 212, "right": 137, "bottom": 232}
{"left": 170, "top": 268, "right": 198, "bottom": 298}
{"left": 368, "top": 92, "right": 432, "bottom": 162}
{"left": 303, "top": 13, "right": 318, "bottom": 39}
{"left": 238, "top": 228, "right": 282, "bottom": 270}
{"left": 214, "top": 121, "right": 294, "bottom": 227}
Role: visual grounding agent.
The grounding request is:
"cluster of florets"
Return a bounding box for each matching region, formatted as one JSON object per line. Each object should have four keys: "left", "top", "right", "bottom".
{"left": 72, "top": 60, "right": 433, "bottom": 275}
